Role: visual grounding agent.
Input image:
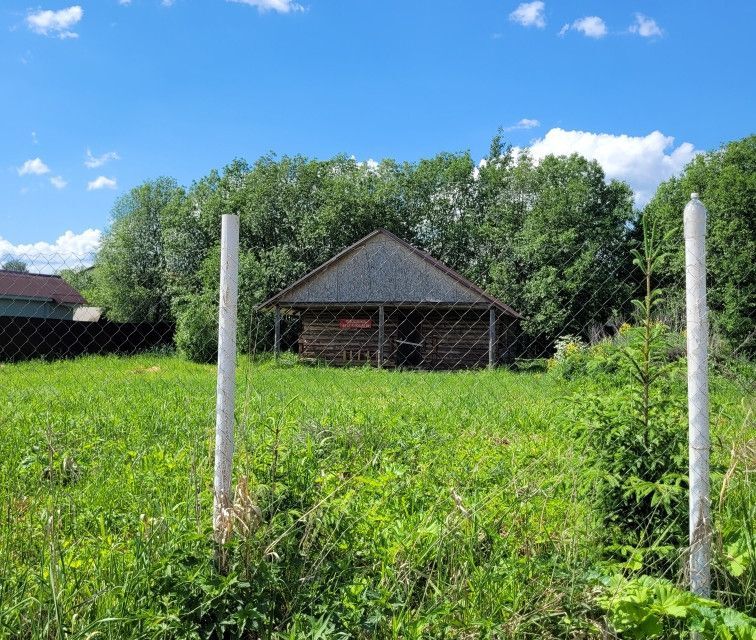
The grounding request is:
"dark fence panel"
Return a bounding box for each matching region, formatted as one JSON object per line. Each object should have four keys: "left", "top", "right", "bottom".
{"left": 0, "top": 317, "right": 174, "bottom": 363}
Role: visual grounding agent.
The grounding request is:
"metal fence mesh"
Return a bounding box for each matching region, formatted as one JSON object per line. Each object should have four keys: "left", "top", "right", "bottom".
{"left": 0, "top": 220, "right": 753, "bottom": 639}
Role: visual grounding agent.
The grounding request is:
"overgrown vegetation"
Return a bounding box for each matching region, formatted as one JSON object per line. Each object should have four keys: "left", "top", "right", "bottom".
{"left": 568, "top": 220, "right": 689, "bottom": 571}
{"left": 552, "top": 328, "right": 755, "bottom": 637}
{"left": 66, "top": 134, "right": 755, "bottom": 362}
{"left": 643, "top": 135, "right": 756, "bottom": 355}
{"left": 597, "top": 575, "right": 755, "bottom": 639}
{"left": 549, "top": 220, "right": 755, "bottom": 637}
{"left": 9, "top": 132, "right": 756, "bottom": 638}
{"left": 1, "top": 353, "right": 752, "bottom": 638}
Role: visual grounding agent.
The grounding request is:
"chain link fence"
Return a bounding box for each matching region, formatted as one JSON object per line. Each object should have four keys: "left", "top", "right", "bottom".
{"left": 0, "top": 199, "right": 753, "bottom": 639}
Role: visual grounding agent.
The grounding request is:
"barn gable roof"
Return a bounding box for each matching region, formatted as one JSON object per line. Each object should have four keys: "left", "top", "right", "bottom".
{"left": 0, "top": 270, "right": 87, "bottom": 305}
{"left": 259, "top": 229, "right": 522, "bottom": 318}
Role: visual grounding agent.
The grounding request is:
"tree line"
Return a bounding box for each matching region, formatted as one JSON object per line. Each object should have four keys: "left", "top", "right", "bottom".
{"left": 67, "top": 134, "right": 755, "bottom": 362}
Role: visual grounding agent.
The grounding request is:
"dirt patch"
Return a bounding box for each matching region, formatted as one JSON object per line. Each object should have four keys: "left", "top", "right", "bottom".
{"left": 132, "top": 365, "right": 161, "bottom": 374}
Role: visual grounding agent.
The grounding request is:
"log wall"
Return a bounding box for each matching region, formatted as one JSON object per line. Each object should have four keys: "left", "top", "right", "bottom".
{"left": 298, "top": 307, "right": 512, "bottom": 370}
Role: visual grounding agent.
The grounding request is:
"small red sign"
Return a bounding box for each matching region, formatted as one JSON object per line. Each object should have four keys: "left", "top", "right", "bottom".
{"left": 339, "top": 318, "right": 373, "bottom": 329}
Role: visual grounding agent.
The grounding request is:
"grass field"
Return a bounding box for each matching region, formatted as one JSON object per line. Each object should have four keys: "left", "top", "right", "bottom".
{"left": 0, "top": 354, "right": 753, "bottom": 639}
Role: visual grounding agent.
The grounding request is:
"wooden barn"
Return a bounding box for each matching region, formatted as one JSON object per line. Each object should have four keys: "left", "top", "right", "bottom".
{"left": 259, "top": 230, "right": 522, "bottom": 370}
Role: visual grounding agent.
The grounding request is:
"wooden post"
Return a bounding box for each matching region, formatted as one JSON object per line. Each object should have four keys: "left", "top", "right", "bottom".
{"left": 488, "top": 307, "right": 496, "bottom": 368}
{"left": 213, "top": 214, "right": 239, "bottom": 570}
{"left": 378, "top": 305, "right": 385, "bottom": 367}
{"left": 274, "top": 306, "right": 281, "bottom": 358}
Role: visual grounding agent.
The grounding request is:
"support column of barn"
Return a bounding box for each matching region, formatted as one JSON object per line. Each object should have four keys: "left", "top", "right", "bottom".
{"left": 274, "top": 306, "right": 281, "bottom": 358}
{"left": 488, "top": 307, "right": 496, "bottom": 368}
{"left": 378, "top": 305, "right": 385, "bottom": 367}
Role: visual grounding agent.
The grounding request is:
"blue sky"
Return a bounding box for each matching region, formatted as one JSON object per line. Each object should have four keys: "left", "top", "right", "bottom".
{"left": 1, "top": 0, "right": 754, "bottom": 264}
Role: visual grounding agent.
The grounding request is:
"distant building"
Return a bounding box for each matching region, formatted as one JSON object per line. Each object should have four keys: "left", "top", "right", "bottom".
{"left": 259, "top": 229, "right": 523, "bottom": 370}
{"left": 0, "top": 270, "right": 98, "bottom": 321}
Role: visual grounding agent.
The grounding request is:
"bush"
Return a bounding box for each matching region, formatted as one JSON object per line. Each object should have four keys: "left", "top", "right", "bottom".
{"left": 548, "top": 334, "right": 588, "bottom": 378}
{"left": 712, "top": 440, "right": 756, "bottom": 616}
{"left": 561, "top": 321, "right": 689, "bottom": 571}
{"left": 597, "top": 574, "right": 756, "bottom": 639}
{"left": 549, "top": 326, "right": 624, "bottom": 380}
{"left": 176, "top": 294, "right": 218, "bottom": 363}
{"left": 571, "top": 366, "right": 688, "bottom": 570}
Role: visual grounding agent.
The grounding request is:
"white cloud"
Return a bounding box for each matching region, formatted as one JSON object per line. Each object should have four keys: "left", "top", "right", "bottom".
{"left": 31, "top": 131, "right": 38, "bottom": 144}
{"left": 523, "top": 128, "right": 700, "bottom": 205}
{"left": 84, "top": 149, "right": 120, "bottom": 169}
{"left": 504, "top": 118, "right": 540, "bottom": 131}
{"left": 348, "top": 156, "right": 380, "bottom": 173}
{"left": 118, "top": 0, "right": 132, "bottom": 5}
{"left": 630, "top": 13, "right": 663, "bottom": 38}
{"left": 50, "top": 176, "right": 68, "bottom": 189}
{"left": 227, "top": 0, "right": 304, "bottom": 12}
{"left": 509, "top": 1, "right": 545, "bottom": 28}
{"left": 565, "top": 16, "right": 607, "bottom": 38}
{"left": 161, "top": 0, "right": 175, "bottom": 6}
{"left": 26, "top": 6, "right": 83, "bottom": 39}
{"left": 18, "top": 158, "right": 50, "bottom": 176}
{"left": 87, "top": 176, "right": 117, "bottom": 191}
{"left": 0, "top": 229, "right": 101, "bottom": 272}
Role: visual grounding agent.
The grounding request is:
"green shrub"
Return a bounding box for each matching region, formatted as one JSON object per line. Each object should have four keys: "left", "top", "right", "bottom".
{"left": 146, "top": 542, "right": 273, "bottom": 639}
{"left": 570, "top": 222, "right": 691, "bottom": 573}
{"left": 713, "top": 441, "right": 756, "bottom": 616}
{"left": 548, "top": 334, "right": 589, "bottom": 379}
{"left": 176, "top": 294, "right": 218, "bottom": 363}
{"left": 550, "top": 324, "right": 687, "bottom": 382}
{"left": 570, "top": 355, "right": 688, "bottom": 568}
{"left": 597, "top": 574, "right": 756, "bottom": 639}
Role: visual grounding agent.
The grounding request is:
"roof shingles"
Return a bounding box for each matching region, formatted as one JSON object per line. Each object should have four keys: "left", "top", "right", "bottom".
{"left": 259, "top": 229, "right": 522, "bottom": 319}
{"left": 0, "top": 270, "right": 87, "bottom": 305}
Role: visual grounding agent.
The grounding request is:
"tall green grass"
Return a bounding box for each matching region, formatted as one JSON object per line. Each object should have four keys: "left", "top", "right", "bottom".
{"left": 0, "top": 355, "right": 752, "bottom": 638}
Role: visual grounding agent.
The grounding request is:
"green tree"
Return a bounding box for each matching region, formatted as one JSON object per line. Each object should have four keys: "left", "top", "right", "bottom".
{"left": 479, "top": 148, "right": 635, "bottom": 341}
{"left": 167, "top": 154, "right": 421, "bottom": 355}
{"left": 1, "top": 259, "right": 28, "bottom": 272}
{"left": 403, "top": 152, "right": 477, "bottom": 271}
{"left": 643, "top": 135, "right": 755, "bottom": 353}
{"left": 91, "top": 178, "right": 181, "bottom": 323}
{"left": 90, "top": 140, "right": 641, "bottom": 361}
{"left": 60, "top": 266, "right": 96, "bottom": 301}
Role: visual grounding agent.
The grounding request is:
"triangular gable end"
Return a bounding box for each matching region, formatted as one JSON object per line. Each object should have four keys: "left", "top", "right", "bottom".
{"left": 260, "top": 230, "right": 521, "bottom": 318}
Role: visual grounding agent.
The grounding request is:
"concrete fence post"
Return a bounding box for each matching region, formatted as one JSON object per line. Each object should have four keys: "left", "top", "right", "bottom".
{"left": 213, "top": 214, "right": 240, "bottom": 560}
{"left": 684, "top": 193, "right": 711, "bottom": 604}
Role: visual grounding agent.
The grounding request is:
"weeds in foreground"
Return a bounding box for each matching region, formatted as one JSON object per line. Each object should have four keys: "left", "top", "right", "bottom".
{"left": 559, "top": 220, "right": 755, "bottom": 637}
{"left": 0, "top": 353, "right": 752, "bottom": 638}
